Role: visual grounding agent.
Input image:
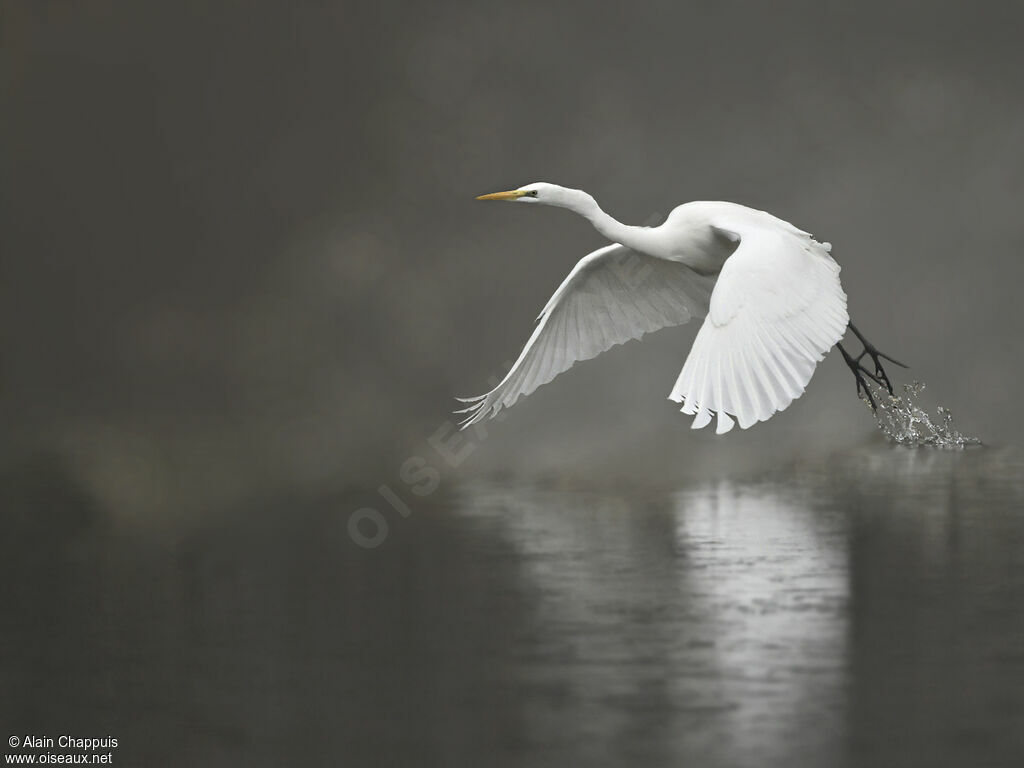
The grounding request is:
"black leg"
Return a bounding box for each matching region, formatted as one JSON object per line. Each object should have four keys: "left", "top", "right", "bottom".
{"left": 847, "top": 322, "right": 908, "bottom": 395}
{"left": 839, "top": 322, "right": 909, "bottom": 409}
{"left": 838, "top": 341, "right": 881, "bottom": 410}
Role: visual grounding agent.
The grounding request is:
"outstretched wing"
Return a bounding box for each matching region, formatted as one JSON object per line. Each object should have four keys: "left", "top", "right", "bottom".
{"left": 459, "top": 244, "right": 714, "bottom": 428}
{"left": 669, "top": 213, "right": 849, "bottom": 434}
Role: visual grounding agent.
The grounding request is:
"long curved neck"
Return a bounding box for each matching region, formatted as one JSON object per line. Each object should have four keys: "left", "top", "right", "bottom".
{"left": 558, "top": 189, "right": 657, "bottom": 254}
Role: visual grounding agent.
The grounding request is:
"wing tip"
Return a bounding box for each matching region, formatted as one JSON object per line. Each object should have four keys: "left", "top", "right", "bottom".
{"left": 715, "top": 410, "right": 735, "bottom": 434}
{"left": 690, "top": 405, "right": 713, "bottom": 430}
{"left": 456, "top": 405, "right": 485, "bottom": 430}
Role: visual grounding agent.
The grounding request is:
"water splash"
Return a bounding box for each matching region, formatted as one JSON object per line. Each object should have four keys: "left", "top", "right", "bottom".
{"left": 865, "top": 381, "right": 981, "bottom": 448}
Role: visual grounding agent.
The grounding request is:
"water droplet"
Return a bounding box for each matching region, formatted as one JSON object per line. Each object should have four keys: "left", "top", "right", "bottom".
{"left": 864, "top": 380, "right": 981, "bottom": 448}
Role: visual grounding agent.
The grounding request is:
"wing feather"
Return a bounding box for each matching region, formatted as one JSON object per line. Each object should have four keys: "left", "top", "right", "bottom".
{"left": 669, "top": 214, "right": 848, "bottom": 430}
{"left": 459, "top": 243, "right": 714, "bottom": 427}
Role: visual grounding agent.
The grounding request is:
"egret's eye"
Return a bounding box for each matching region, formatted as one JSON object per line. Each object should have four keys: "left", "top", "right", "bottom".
{"left": 527, "top": 190, "right": 538, "bottom": 197}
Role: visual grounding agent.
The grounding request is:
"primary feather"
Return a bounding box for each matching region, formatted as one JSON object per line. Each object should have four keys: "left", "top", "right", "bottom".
{"left": 669, "top": 210, "right": 848, "bottom": 433}
{"left": 457, "top": 244, "right": 715, "bottom": 427}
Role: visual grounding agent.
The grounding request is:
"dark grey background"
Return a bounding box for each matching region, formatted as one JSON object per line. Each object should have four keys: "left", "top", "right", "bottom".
{"left": 3, "top": 3, "right": 1024, "bottom": 766}
{"left": 4, "top": 1, "right": 1023, "bottom": 502}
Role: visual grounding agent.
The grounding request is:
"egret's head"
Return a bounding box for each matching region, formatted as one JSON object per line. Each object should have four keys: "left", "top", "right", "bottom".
{"left": 476, "top": 182, "right": 563, "bottom": 206}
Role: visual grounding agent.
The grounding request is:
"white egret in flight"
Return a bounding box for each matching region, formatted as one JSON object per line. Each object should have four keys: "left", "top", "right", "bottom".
{"left": 458, "top": 183, "right": 904, "bottom": 434}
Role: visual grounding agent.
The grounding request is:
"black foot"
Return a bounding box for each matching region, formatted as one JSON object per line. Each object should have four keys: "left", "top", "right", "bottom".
{"left": 847, "top": 322, "right": 908, "bottom": 396}
{"left": 838, "top": 342, "right": 884, "bottom": 410}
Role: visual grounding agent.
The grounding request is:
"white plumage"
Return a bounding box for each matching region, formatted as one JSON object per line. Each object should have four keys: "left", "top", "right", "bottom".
{"left": 460, "top": 184, "right": 849, "bottom": 434}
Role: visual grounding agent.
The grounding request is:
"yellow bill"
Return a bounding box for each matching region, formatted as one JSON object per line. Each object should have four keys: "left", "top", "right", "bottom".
{"left": 476, "top": 189, "right": 528, "bottom": 201}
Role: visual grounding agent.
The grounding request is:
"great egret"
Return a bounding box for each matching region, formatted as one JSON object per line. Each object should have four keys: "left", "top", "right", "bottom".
{"left": 458, "top": 183, "right": 904, "bottom": 434}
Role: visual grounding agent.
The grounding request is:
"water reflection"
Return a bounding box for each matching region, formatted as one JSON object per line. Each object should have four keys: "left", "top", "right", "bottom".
{"left": 2, "top": 445, "right": 1022, "bottom": 766}
{"left": 448, "top": 445, "right": 1024, "bottom": 767}
{"left": 671, "top": 483, "right": 848, "bottom": 765}
{"left": 451, "top": 479, "right": 848, "bottom": 765}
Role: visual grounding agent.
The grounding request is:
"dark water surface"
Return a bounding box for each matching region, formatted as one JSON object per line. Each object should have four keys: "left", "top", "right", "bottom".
{"left": 3, "top": 444, "right": 1024, "bottom": 766}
